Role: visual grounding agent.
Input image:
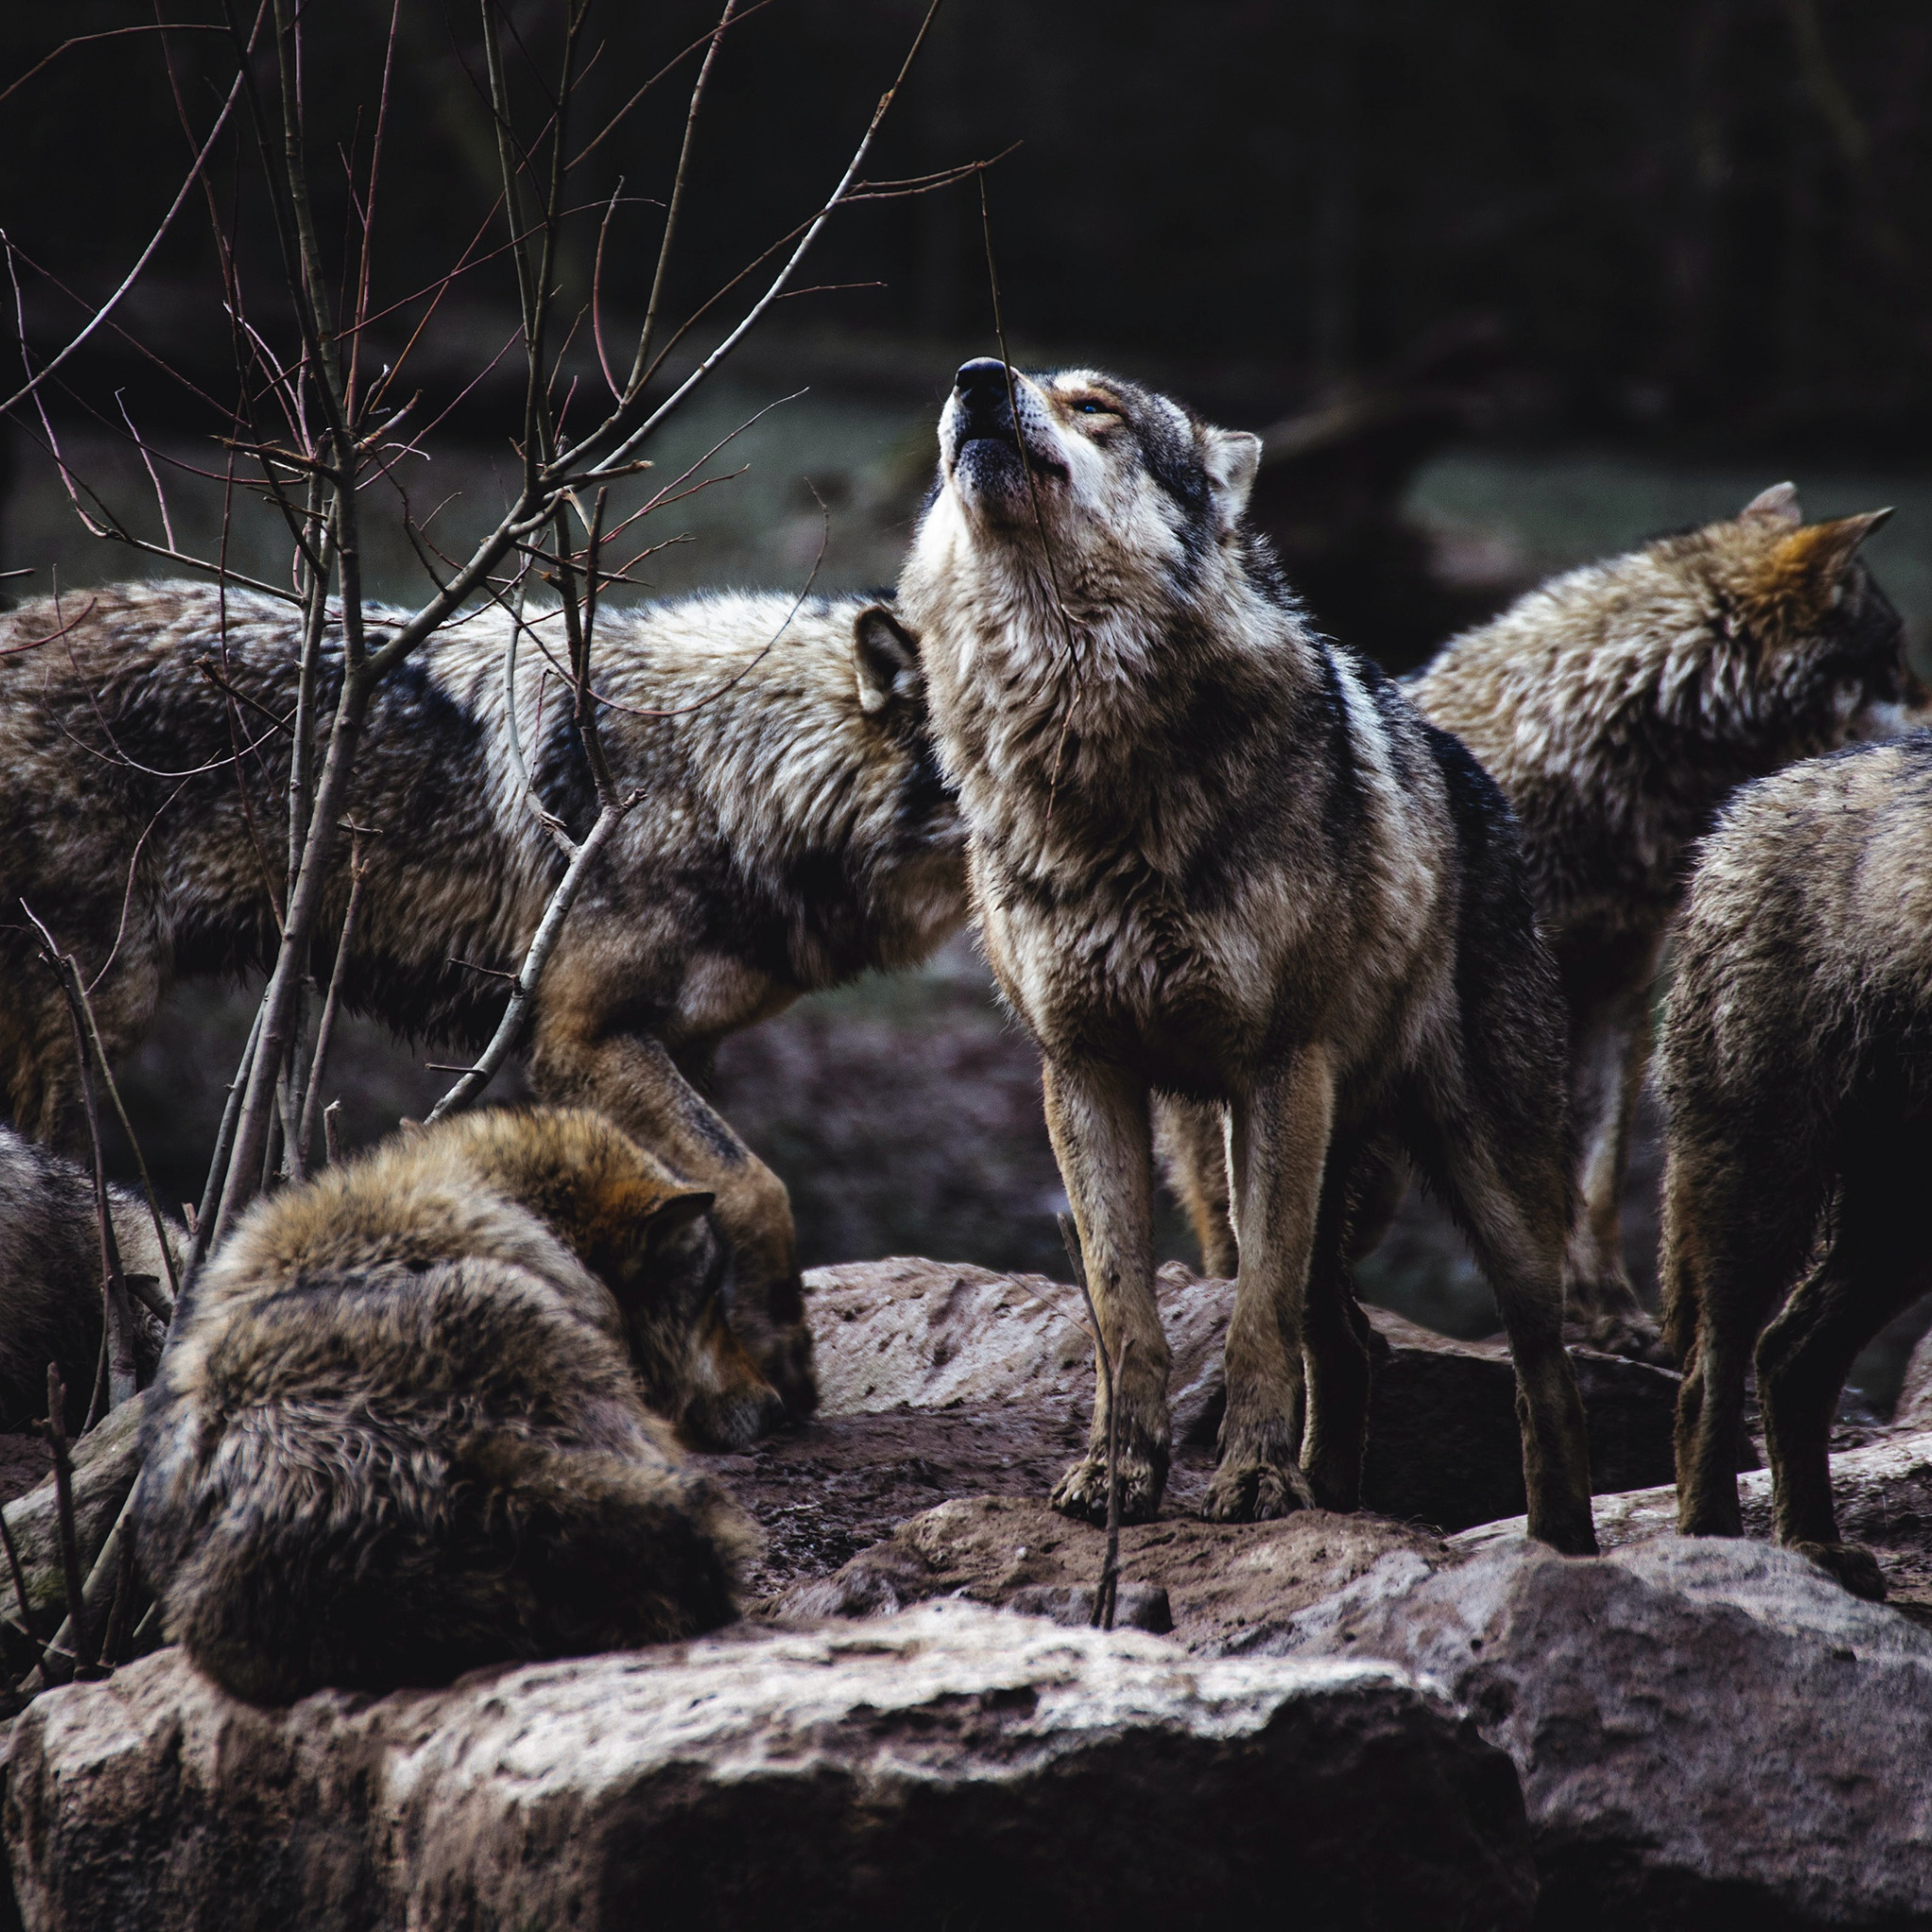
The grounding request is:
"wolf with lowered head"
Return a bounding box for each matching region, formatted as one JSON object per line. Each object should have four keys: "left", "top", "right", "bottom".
{"left": 1659, "top": 733, "right": 1932, "bottom": 1602}
{"left": 899, "top": 358, "right": 1596, "bottom": 1549}
{"left": 0, "top": 581, "right": 965, "bottom": 1428}
{"left": 134, "top": 1107, "right": 757, "bottom": 1702}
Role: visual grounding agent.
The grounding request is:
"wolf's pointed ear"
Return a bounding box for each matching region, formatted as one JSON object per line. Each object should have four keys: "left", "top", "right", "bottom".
{"left": 1204, "top": 428, "right": 1262, "bottom": 532}
{"left": 1740, "top": 481, "right": 1803, "bottom": 527}
{"left": 853, "top": 604, "right": 924, "bottom": 717}
{"left": 643, "top": 1187, "right": 715, "bottom": 1250}
{"left": 1766, "top": 508, "right": 1893, "bottom": 617}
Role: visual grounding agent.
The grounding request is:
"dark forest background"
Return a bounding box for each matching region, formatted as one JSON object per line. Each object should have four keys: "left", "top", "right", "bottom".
{"left": 5, "top": 1, "right": 1929, "bottom": 449}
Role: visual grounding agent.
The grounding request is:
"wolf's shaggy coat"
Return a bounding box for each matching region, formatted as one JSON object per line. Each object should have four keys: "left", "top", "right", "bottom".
{"left": 0, "top": 1124, "right": 176, "bottom": 1429}
{"left": 900, "top": 358, "right": 1595, "bottom": 1549}
{"left": 0, "top": 581, "right": 966, "bottom": 1422}
{"left": 1658, "top": 733, "right": 1932, "bottom": 1602}
{"left": 1164, "top": 487, "right": 1918, "bottom": 1349}
{"left": 134, "top": 1107, "right": 756, "bottom": 1702}
{"left": 1412, "top": 484, "right": 1915, "bottom": 1343}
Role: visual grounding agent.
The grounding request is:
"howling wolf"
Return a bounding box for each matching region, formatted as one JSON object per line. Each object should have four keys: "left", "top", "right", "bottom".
{"left": 1660, "top": 733, "right": 1932, "bottom": 1602}
{"left": 0, "top": 581, "right": 966, "bottom": 1426}
{"left": 134, "top": 1107, "right": 757, "bottom": 1702}
{"left": 898, "top": 358, "right": 1596, "bottom": 1551}
{"left": 1163, "top": 485, "right": 1920, "bottom": 1357}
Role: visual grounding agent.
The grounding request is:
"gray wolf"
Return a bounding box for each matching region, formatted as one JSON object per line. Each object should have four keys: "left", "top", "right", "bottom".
{"left": 1658, "top": 733, "right": 1932, "bottom": 1601}
{"left": 1164, "top": 484, "right": 1919, "bottom": 1354}
{"left": 0, "top": 580, "right": 966, "bottom": 1428}
{"left": 898, "top": 358, "right": 1596, "bottom": 1551}
{"left": 0, "top": 1122, "right": 176, "bottom": 1429}
{"left": 133, "top": 1106, "right": 757, "bottom": 1701}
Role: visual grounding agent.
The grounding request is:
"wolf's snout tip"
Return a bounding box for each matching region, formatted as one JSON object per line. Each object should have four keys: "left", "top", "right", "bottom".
{"left": 954, "top": 357, "right": 1008, "bottom": 396}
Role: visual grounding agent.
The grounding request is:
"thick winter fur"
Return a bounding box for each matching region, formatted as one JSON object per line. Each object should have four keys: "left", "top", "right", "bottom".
{"left": 134, "top": 1107, "right": 758, "bottom": 1702}
{"left": 0, "top": 1123, "right": 176, "bottom": 1430}
{"left": 899, "top": 358, "right": 1596, "bottom": 1550}
{"left": 1166, "top": 486, "right": 1921, "bottom": 1346}
{"left": 0, "top": 581, "right": 965, "bottom": 1424}
{"left": 1658, "top": 735, "right": 1932, "bottom": 1602}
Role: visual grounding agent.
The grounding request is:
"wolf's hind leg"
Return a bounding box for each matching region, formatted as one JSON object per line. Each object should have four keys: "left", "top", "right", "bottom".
{"left": 1153, "top": 1094, "right": 1239, "bottom": 1277}
{"left": 1205, "top": 1047, "right": 1334, "bottom": 1524}
{"left": 1041, "top": 1056, "right": 1171, "bottom": 1526}
{"left": 1299, "top": 1142, "right": 1374, "bottom": 1512}
{"left": 1415, "top": 1080, "right": 1597, "bottom": 1555}
{"left": 1757, "top": 1150, "right": 1928, "bottom": 1601}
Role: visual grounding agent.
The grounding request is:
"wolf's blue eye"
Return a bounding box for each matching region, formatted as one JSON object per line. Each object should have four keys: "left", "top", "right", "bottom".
{"left": 1074, "top": 399, "right": 1111, "bottom": 415}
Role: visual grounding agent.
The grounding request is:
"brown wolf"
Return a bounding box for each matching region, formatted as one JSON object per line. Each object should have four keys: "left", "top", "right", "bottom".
{"left": 132, "top": 1106, "right": 758, "bottom": 1702}
{"left": 1162, "top": 484, "right": 1919, "bottom": 1353}
{"left": 1659, "top": 733, "right": 1932, "bottom": 1602}
{"left": 898, "top": 358, "right": 1596, "bottom": 1551}
{"left": 0, "top": 1123, "right": 178, "bottom": 1429}
{"left": 0, "top": 580, "right": 965, "bottom": 1426}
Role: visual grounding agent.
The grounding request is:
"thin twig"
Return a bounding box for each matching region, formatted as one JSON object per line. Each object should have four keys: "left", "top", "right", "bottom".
{"left": 1059, "top": 1213, "right": 1124, "bottom": 1630}
{"left": 41, "top": 1367, "right": 93, "bottom": 1675}
{"left": 297, "top": 833, "right": 368, "bottom": 1168}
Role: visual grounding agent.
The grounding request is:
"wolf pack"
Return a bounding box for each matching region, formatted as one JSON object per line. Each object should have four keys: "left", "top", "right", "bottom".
{"left": 0, "top": 357, "right": 1923, "bottom": 1702}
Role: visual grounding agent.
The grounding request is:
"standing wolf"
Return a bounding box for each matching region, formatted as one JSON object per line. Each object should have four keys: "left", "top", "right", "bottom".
{"left": 899, "top": 359, "right": 1596, "bottom": 1549}
{"left": 1162, "top": 486, "right": 1918, "bottom": 1356}
{"left": 1660, "top": 734, "right": 1932, "bottom": 1602}
{"left": 0, "top": 581, "right": 965, "bottom": 1424}
{"left": 135, "top": 1107, "right": 755, "bottom": 1701}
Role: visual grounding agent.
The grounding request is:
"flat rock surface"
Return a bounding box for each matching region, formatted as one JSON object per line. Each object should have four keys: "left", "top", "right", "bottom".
{"left": 804, "top": 1257, "right": 1683, "bottom": 1533}
{"left": 1274, "top": 1534, "right": 1932, "bottom": 1929}
{"left": 1453, "top": 1427, "right": 1932, "bottom": 1615}
{"left": 774, "top": 1494, "right": 1457, "bottom": 1651}
{"left": 5, "top": 1601, "right": 1538, "bottom": 1932}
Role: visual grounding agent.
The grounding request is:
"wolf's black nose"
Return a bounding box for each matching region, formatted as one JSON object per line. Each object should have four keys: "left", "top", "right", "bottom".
{"left": 955, "top": 358, "right": 1009, "bottom": 401}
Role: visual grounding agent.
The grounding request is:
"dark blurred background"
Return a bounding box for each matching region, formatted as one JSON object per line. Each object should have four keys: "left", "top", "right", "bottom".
{"left": 3, "top": 2, "right": 1928, "bottom": 1400}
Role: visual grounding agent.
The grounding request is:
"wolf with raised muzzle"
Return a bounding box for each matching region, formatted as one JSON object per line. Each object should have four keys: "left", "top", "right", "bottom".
{"left": 899, "top": 359, "right": 1596, "bottom": 1549}
{"left": 0, "top": 581, "right": 965, "bottom": 1432}
{"left": 134, "top": 1107, "right": 757, "bottom": 1702}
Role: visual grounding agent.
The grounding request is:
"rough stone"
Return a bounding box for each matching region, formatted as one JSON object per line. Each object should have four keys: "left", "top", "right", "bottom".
{"left": 4, "top": 1601, "right": 1537, "bottom": 1932}
{"left": 805, "top": 1257, "right": 1684, "bottom": 1530}
{"left": 1894, "top": 1329, "right": 1932, "bottom": 1432}
{"left": 773, "top": 1493, "right": 1457, "bottom": 1653}
{"left": 1453, "top": 1427, "right": 1932, "bottom": 1612}
{"left": 1276, "top": 1533, "right": 1932, "bottom": 1928}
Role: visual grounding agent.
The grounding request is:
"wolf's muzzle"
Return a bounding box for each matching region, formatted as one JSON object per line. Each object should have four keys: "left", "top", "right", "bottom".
{"left": 953, "top": 357, "right": 1016, "bottom": 440}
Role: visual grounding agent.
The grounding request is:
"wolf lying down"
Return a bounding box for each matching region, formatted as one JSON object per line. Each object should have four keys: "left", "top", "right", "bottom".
{"left": 0, "top": 582, "right": 966, "bottom": 1432}
{"left": 134, "top": 1108, "right": 754, "bottom": 1703}
{"left": 0, "top": 1124, "right": 179, "bottom": 1430}
{"left": 902, "top": 359, "right": 1597, "bottom": 1551}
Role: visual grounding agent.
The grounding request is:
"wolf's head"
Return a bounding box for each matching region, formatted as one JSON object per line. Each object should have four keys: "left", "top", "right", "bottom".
{"left": 908, "top": 359, "right": 1265, "bottom": 637}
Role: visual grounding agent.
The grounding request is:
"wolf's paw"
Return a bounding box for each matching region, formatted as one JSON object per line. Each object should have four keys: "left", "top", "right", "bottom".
{"left": 1049, "top": 1449, "right": 1166, "bottom": 1526}
{"left": 1568, "top": 1306, "right": 1674, "bottom": 1368}
{"left": 1202, "top": 1456, "right": 1316, "bottom": 1524}
{"left": 1790, "top": 1539, "right": 1888, "bottom": 1602}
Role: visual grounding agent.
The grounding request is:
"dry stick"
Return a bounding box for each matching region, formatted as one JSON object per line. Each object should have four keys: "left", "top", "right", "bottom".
{"left": 190, "top": 997, "right": 262, "bottom": 1275}
{"left": 98, "top": 1515, "right": 139, "bottom": 1668}
{"left": 1059, "top": 1213, "right": 1126, "bottom": 1631}
{"left": 0, "top": 1500, "right": 39, "bottom": 1651}
{"left": 25, "top": 912, "right": 138, "bottom": 1424}
{"left": 42, "top": 1367, "right": 92, "bottom": 1676}
{"left": 322, "top": 1098, "right": 342, "bottom": 1167}
{"left": 977, "top": 179, "right": 1082, "bottom": 813}
{"left": 297, "top": 832, "right": 369, "bottom": 1169}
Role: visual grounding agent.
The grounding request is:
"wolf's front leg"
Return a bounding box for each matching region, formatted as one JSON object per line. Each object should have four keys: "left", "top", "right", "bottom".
{"left": 1041, "top": 1056, "right": 1172, "bottom": 1524}
{"left": 528, "top": 1008, "right": 809, "bottom": 1425}
{"left": 1206, "top": 1048, "right": 1335, "bottom": 1524}
{"left": 1560, "top": 951, "right": 1670, "bottom": 1363}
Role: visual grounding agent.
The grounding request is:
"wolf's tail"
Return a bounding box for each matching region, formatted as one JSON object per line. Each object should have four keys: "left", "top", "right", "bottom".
{"left": 144, "top": 1405, "right": 749, "bottom": 1705}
